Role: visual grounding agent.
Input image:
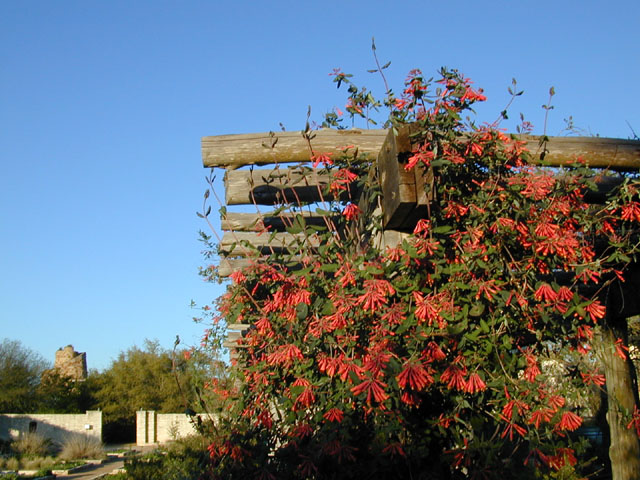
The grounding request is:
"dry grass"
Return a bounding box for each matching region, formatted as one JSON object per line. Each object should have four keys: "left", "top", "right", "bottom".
{"left": 59, "top": 434, "right": 104, "bottom": 460}
{"left": 12, "top": 432, "right": 52, "bottom": 457}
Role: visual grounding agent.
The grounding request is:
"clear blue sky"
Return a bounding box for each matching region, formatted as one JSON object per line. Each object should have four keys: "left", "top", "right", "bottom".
{"left": 1, "top": 1, "right": 638, "bottom": 371}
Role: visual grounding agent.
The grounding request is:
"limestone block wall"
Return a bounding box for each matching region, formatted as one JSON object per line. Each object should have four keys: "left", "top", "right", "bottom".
{"left": 0, "top": 411, "right": 102, "bottom": 444}
{"left": 136, "top": 411, "right": 210, "bottom": 445}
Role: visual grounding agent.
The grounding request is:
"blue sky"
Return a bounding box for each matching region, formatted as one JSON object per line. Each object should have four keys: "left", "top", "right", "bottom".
{"left": 1, "top": 1, "right": 638, "bottom": 371}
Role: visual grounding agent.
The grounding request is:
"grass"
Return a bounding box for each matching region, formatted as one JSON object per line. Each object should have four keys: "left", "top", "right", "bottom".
{"left": 59, "top": 434, "right": 104, "bottom": 461}
{"left": 11, "top": 433, "right": 52, "bottom": 457}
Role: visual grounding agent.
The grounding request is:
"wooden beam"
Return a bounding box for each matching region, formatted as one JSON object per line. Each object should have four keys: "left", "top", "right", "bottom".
{"left": 221, "top": 211, "right": 332, "bottom": 232}
{"left": 203, "top": 129, "right": 389, "bottom": 168}
{"left": 224, "top": 167, "right": 334, "bottom": 205}
{"left": 378, "top": 131, "right": 421, "bottom": 229}
{"left": 522, "top": 135, "right": 640, "bottom": 170}
{"left": 219, "top": 232, "right": 320, "bottom": 255}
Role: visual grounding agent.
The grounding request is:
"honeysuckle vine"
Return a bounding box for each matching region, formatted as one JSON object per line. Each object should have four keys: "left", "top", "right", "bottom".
{"left": 197, "top": 66, "right": 640, "bottom": 479}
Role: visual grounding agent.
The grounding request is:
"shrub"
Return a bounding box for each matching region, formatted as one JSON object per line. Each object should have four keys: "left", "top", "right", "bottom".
{"left": 11, "top": 433, "right": 52, "bottom": 457}
{"left": 4, "top": 456, "right": 19, "bottom": 471}
{"left": 59, "top": 434, "right": 104, "bottom": 460}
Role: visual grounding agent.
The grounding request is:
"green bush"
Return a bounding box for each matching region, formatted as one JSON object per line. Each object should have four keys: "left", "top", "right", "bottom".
{"left": 124, "top": 448, "right": 211, "bottom": 480}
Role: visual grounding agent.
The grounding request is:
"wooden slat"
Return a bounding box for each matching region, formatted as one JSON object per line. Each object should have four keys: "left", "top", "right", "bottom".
{"left": 222, "top": 211, "right": 332, "bottom": 232}
{"left": 203, "top": 129, "right": 389, "bottom": 168}
{"left": 225, "top": 168, "right": 332, "bottom": 205}
{"left": 220, "top": 232, "right": 320, "bottom": 255}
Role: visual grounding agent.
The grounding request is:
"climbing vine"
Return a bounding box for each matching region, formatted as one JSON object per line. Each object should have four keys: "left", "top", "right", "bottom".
{"left": 198, "top": 65, "right": 640, "bottom": 479}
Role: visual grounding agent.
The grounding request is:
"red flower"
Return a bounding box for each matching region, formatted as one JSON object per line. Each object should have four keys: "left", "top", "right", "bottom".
{"left": 584, "top": 300, "right": 606, "bottom": 322}
{"left": 621, "top": 201, "right": 640, "bottom": 222}
{"left": 266, "top": 344, "right": 304, "bottom": 367}
{"left": 405, "top": 143, "right": 434, "bottom": 170}
{"left": 529, "top": 408, "right": 554, "bottom": 429}
{"left": 342, "top": 203, "right": 361, "bottom": 221}
{"left": 351, "top": 377, "right": 389, "bottom": 404}
{"left": 615, "top": 338, "right": 629, "bottom": 360}
{"left": 397, "top": 361, "right": 433, "bottom": 391}
{"left": 323, "top": 408, "right": 344, "bottom": 423}
{"left": 311, "top": 151, "right": 333, "bottom": 168}
{"left": 556, "top": 411, "right": 582, "bottom": 431}
{"left": 440, "top": 364, "right": 467, "bottom": 391}
{"left": 580, "top": 371, "right": 606, "bottom": 386}
{"left": 357, "top": 279, "right": 395, "bottom": 312}
{"left": 464, "top": 372, "right": 486, "bottom": 394}
{"left": 382, "top": 442, "right": 406, "bottom": 457}
{"left": 534, "top": 283, "right": 557, "bottom": 302}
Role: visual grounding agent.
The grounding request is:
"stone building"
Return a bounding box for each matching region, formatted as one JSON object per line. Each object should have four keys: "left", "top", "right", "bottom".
{"left": 44, "top": 345, "right": 87, "bottom": 381}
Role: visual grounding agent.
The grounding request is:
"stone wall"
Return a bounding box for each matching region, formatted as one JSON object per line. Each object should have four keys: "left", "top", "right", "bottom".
{"left": 0, "top": 411, "right": 102, "bottom": 444}
{"left": 136, "top": 411, "right": 211, "bottom": 445}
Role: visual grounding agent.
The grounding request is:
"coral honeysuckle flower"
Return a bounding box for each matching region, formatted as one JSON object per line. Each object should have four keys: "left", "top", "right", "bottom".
{"left": 529, "top": 408, "right": 554, "bottom": 429}
{"left": 615, "top": 338, "right": 629, "bottom": 360}
{"left": 440, "top": 364, "right": 467, "bottom": 391}
{"left": 580, "top": 371, "right": 606, "bottom": 386}
{"left": 534, "top": 283, "right": 557, "bottom": 302}
{"left": 464, "top": 372, "right": 486, "bottom": 394}
{"left": 311, "top": 151, "right": 333, "bottom": 168}
{"left": 584, "top": 300, "right": 606, "bottom": 322}
{"left": 397, "top": 361, "right": 433, "bottom": 391}
{"left": 405, "top": 144, "right": 434, "bottom": 171}
{"left": 351, "top": 377, "right": 389, "bottom": 404}
{"left": 621, "top": 201, "right": 640, "bottom": 222}
{"left": 557, "top": 411, "right": 582, "bottom": 431}
{"left": 323, "top": 407, "right": 344, "bottom": 423}
{"left": 342, "top": 202, "right": 361, "bottom": 221}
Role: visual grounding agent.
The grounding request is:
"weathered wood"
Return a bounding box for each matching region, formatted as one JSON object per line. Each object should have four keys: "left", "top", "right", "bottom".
{"left": 217, "top": 258, "right": 253, "bottom": 277}
{"left": 220, "top": 232, "right": 320, "bottom": 255}
{"left": 378, "top": 130, "right": 420, "bottom": 229}
{"left": 222, "top": 211, "right": 331, "bottom": 232}
{"left": 600, "top": 322, "right": 640, "bottom": 480}
{"left": 523, "top": 136, "right": 640, "bottom": 170}
{"left": 203, "top": 129, "right": 389, "bottom": 168}
{"left": 227, "top": 323, "right": 250, "bottom": 331}
{"left": 225, "top": 167, "right": 333, "bottom": 205}
{"left": 217, "top": 256, "right": 304, "bottom": 277}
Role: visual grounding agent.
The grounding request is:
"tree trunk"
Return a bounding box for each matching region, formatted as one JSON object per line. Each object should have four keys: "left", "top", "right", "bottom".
{"left": 600, "top": 316, "right": 640, "bottom": 480}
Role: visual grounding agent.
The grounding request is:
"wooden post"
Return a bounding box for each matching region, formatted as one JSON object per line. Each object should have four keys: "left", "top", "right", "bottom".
{"left": 599, "top": 320, "right": 640, "bottom": 480}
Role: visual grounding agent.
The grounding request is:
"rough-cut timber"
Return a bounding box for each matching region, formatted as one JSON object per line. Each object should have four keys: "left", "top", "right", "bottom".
{"left": 202, "top": 129, "right": 389, "bottom": 168}
{"left": 225, "top": 167, "right": 332, "bottom": 205}
{"left": 221, "top": 211, "right": 331, "bottom": 232}
{"left": 522, "top": 135, "right": 640, "bottom": 170}
{"left": 219, "top": 231, "right": 320, "bottom": 255}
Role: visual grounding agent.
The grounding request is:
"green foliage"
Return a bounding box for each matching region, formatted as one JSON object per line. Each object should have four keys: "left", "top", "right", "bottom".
{"left": 123, "top": 445, "right": 213, "bottom": 480}
{"left": 35, "top": 370, "right": 98, "bottom": 413}
{"left": 0, "top": 339, "right": 49, "bottom": 413}
{"left": 93, "top": 339, "right": 221, "bottom": 443}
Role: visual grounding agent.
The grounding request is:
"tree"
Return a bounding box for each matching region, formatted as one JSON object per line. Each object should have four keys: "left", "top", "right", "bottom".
{"left": 199, "top": 66, "right": 640, "bottom": 479}
{"left": 0, "top": 339, "right": 49, "bottom": 413}
{"left": 35, "top": 370, "right": 98, "bottom": 413}
{"left": 93, "top": 339, "right": 214, "bottom": 442}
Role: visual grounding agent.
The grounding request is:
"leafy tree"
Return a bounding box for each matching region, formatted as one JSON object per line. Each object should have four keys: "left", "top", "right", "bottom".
{"left": 199, "top": 65, "right": 640, "bottom": 479}
{"left": 35, "top": 370, "right": 98, "bottom": 413}
{"left": 94, "top": 338, "right": 216, "bottom": 442}
{"left": 0, "top": 339, "right": 49, "bottom": 413}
